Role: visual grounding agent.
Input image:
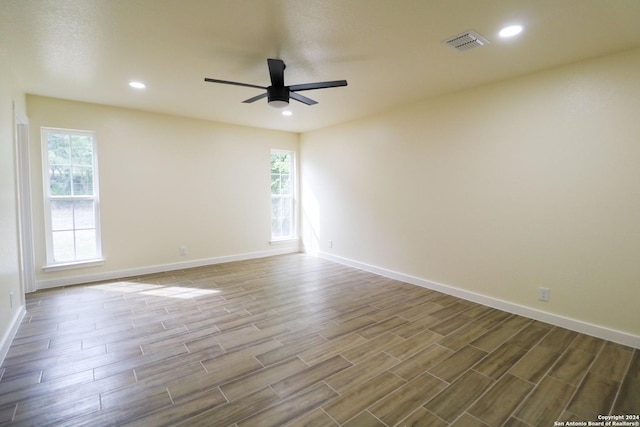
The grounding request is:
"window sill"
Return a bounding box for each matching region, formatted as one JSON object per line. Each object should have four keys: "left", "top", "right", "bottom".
{"left": 269, "top": 238, "right": 299, "bottom": 245}
{"left": 43, "top": 258, "right": 105, "bottom": 272}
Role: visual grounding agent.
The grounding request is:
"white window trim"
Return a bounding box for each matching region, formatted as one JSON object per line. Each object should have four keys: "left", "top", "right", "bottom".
{"left": 269, "top": 238, "right": 299, "bottom": 245}
{"left": 270, "top": 149, "right": 297, "bottom": 242}
{"left": 42, "top": 259, "right": 105, "bottom": 272}
{"left": 41, "top": 127, "right": 104, "bottom": 269}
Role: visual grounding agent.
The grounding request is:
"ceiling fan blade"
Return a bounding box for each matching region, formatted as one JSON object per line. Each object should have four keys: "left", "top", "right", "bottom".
{"left": 267, "top": 58, "right": 285, "bottom": 87}
{"left": 290, "top": 92, "right": 318, "bottom": 106}
{"left": 242, "top": 92, "right": 268, "bottom": 103}
{"left": 204, "top": 78, "right": 266, "bottom": 90}
{"left": 289, "top": 80, "right": 348, "bottom": 92}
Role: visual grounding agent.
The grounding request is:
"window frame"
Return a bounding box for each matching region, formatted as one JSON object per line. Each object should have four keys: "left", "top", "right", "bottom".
{"left": 270, "top": 149, "right": 297, "bottom": 242}
{"left": 41, "top": 127, "right": 103, "bottom": 269}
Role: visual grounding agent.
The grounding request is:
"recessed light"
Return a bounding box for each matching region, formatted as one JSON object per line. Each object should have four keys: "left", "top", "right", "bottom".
{"left": 129, "top": 81, "right": 146, "bottom": 89}
{"left": 499, "top": 25, "right": 523, "bottom": 38}
{"left": 282, "top": 110, "right": 293, "bottom": 116}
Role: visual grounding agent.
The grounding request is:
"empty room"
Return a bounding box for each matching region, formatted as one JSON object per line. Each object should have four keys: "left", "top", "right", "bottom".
{"left": 1, "top": 1, "right": 639, "bottom": 426}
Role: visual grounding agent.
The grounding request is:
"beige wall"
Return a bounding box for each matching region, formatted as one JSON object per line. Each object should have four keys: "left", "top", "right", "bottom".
{"left": 301, "top": 48, "right": 640, "bottom": 339}
{"left": 0, "top": 51, "right": 26, "bottom": 356}
{"left": 27, "top": 96, "right": 299, "bottom": 286}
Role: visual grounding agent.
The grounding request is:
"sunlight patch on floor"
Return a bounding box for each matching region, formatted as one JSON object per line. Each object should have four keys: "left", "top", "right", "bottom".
{"left": 89, "top": 281, "right": 220, "bottom": 299}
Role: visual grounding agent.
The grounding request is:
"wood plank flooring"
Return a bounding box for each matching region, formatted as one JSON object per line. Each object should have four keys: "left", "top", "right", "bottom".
{"left": 0, "top": 254, "right": 638, "bottom": 426}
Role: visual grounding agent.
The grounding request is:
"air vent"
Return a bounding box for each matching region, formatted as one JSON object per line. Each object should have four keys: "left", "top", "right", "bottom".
{"left": 443, "top": 30, "right": 490, "bottom": 52}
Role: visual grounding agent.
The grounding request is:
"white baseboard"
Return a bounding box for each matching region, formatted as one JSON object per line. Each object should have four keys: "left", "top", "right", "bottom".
{"left": 319, "top": 251, "right": 640, "bottom": 349}
{"left": 36, "top": 246, "right": 301, "bottom": 290}
{"left": 0, "top": 305, "right": 26, "bottom": 368}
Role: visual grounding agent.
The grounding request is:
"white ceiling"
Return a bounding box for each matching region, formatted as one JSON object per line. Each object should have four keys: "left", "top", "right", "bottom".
{"left": 2, "top": 0, "right": 640, "bottom": 133}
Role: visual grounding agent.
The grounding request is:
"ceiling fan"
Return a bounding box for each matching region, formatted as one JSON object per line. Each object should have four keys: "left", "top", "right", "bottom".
{"left": 204, "top": 58, "right": 347, "bottom": 108}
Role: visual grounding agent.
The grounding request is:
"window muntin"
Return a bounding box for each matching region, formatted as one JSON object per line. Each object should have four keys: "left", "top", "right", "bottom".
{"left": 42, "top": 128, "right": 102, "bottom": 265}
{"left": 271, "top": 150, "right": 295, "bottom": 240}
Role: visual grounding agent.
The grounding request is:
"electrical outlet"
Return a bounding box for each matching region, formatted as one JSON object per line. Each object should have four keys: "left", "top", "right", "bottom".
{"left": 328, "top": 240, "right": 333, "bottom": 248}
{"left": 538, "top": 287, "right": 550, "bottom": 302}
{"left": 9, "top": 291, "right": 13, "bottom": 309}
{"left": 179, "top": 246, "right": 187, "bottom": 256}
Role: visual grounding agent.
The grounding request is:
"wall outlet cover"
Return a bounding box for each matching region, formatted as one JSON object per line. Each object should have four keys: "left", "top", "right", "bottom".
{"left": 538, "top": 287, "right": 550, "bottom": 302}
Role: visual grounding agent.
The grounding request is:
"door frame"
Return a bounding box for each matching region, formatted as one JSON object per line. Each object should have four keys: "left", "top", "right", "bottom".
{"left": 14, "top": 105, "right": 36, "bottom": 294}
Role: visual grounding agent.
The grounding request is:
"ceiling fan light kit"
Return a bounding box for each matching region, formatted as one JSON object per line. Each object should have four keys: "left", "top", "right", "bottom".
{"left": 267, "top": 86, "right": 289, "bottom": 108}
{"left": 204, "top": 58, "right": 347, "bottom": 108}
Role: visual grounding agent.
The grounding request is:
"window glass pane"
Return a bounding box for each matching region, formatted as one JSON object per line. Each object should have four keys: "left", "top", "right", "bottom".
{"left": 271, "top": 153, "right": 290, "bottom": 173}
{"left": 75, "top": 229, "right": 97, "bottom": 259}
{"left": 71, "top": 135, "right": 94, "bottom": 165}
{"left": 51, "top": 200, "right": 74, "bottom": 230}
{"left": 52, "top": 230, "right": 75, "bottom": 262}
{"left": 272, "top": 197, "right": 282, "bottom": 220}
{"left": 281, "top": 218, "right": 291, "bottom": 237}
{"left": 271, "top": 173, "right": 281, "bottom": 194}
{"left": 72, "top": 165, "right": 94, "bottom": 195}
{"left": 271, "top": 218, "right": 281, "bottom": 238}
{"left": 48, "top": 133, "right": 71, "bottom": 165}
{"left": 280, "top": 174, "right": 291, "bottom": 195}
{"left": 280, "top": 198, "right": 291, "bottom": 237}
{"left": 49, "top": 165, "right": 72, "bottom": 196}
{"left": 74, "top": 200, "right": 95, "bottom": 228}
{"left": 281, "top": 197, "right": 291, "bottom": 219}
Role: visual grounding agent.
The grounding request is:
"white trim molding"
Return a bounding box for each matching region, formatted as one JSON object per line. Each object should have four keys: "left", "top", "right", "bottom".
{"left": 36, "top": 246, "right": 301, "bottom": 290}
{"left": 0, "top": 306, "right": 26, "bottom": 367}
{"left": 319, "top": 251, "right": 640, "bottom": 349}
{"left": 43, "top": 258, "right": 106, "bottom": 272}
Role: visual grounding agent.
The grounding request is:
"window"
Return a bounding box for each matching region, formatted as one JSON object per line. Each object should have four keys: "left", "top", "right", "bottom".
{"left": 42, "top": 128, "right": 102, "bottom": 266}
{"left": 271, "top": 150, "right": 295, "bottom": 240}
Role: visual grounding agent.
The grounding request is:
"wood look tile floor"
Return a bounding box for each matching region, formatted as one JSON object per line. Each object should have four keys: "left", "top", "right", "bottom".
{"left": 1, "top": 254, "right": 638, "bottom": 426}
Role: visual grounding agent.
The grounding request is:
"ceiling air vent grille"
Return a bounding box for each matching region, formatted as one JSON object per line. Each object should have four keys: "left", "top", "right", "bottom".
{"left": 443, "top": 30, "right": 490, "bottom": 52}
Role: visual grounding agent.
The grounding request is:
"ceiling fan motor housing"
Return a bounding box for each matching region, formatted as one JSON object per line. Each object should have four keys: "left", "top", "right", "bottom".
{"left": 267, "top": 86, "right": 289, "bottom": 108}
